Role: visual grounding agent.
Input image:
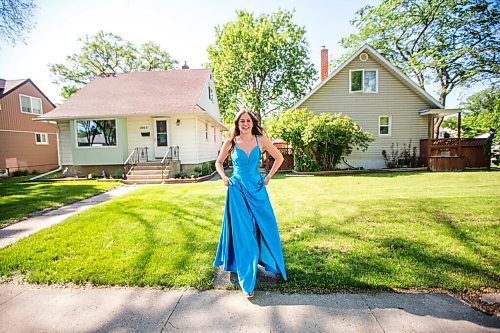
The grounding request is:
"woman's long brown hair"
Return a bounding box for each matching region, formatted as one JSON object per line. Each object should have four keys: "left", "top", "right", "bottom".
{"left": 228, "top": 110, "right": 264, "bottom": 152}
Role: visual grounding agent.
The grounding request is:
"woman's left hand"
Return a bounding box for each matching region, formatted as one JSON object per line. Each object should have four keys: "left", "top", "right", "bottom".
{"left": 264, "top": 176, "right": 270, "bottom": 185}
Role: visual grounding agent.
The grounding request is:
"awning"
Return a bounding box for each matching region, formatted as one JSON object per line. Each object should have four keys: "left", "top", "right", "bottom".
{"left": 419, "top": 108, "right": 462, "bottom": 116}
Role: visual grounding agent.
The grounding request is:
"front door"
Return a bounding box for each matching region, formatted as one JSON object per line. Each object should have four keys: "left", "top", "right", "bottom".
{"left": 154, "top": 119, "right": 169, "bottom": 158}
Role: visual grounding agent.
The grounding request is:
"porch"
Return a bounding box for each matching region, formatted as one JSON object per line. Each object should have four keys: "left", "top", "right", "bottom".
{"left": 419, "top": 108, "right": 491, "bottom": 171}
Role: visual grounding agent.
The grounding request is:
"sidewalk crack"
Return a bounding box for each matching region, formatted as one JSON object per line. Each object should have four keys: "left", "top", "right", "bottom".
{"left": 360, "top": 293, "right": 386, "bottom": 333}
{"left": 0, "top": 289, "right": 24, "bottom": 307}
{"left": 160, "top": 291, "right": 184, "bottom": 332}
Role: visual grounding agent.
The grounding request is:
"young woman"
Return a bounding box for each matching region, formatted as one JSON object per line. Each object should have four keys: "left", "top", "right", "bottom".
{"left": 213, "top": 110, "right": 287, "bottom": 298}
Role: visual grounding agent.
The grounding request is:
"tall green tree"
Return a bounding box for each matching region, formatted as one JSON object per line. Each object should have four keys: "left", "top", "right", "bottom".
{"left": 50, "top": 31, "right": 178, "bottom": 99}
{"left": 442, "top": 88, "right": 500, "bottom": 141}
{"left": 341, "top": 0, "right": 499, "bottom": 137}
{"left": 0, "top": 0, "right": 37, "bottom": 46}
{"left": 207, "top": 9, "right": 317, "bottom": 124}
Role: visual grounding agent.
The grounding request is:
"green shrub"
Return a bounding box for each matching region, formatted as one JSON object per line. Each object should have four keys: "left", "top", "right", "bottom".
{"left": 12, "top": 169, "right": 29, "bottom": 177}
{"left": 194, "top": 166, "right": 202, "bottom": 173}
{"left": 30, "top": 169, "right": 39, "bottom": 175}
{"left": 269, "top": 108, "right": 374, "bottom": 171}
{"left": 175, "top": 172, "right": 188, "bottom": 179}
{"left": 114, "top": 168, "right": 124, "bottom": 179}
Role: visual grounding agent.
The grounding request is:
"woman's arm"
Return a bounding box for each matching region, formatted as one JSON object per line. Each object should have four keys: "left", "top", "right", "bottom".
{"left": 260, "top": 136, "right": 284, "bottom": 185}
{"left": 216, "top": 139, "right": 232, "bottom": 186}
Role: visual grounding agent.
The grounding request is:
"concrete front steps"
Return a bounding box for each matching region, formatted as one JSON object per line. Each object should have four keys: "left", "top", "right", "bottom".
{"left": 123, "top": 161, "right": 180, "bottom": 185}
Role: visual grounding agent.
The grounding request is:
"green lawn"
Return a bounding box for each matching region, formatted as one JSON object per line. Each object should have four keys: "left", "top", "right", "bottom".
{"left": 0, "top": 177, "right": 120, "bottom": 227}
{"left": 0, "top": 171, "right": 498, "bottom": 292}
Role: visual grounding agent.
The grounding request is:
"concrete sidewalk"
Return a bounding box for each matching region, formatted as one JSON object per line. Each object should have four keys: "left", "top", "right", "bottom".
{"left": 0, "top": 185, "right": 138, "bottom": 249}
{"left": 0, "top": 283, "right": 498, "bottom": 333}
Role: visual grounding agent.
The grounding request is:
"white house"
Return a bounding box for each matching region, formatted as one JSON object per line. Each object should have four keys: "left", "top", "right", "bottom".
{"left": 37, "top": 68, "right": 227, "bottom": 181}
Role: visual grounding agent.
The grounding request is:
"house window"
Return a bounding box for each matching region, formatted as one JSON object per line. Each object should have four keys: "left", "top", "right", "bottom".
{"left": 213, "top": 126, "right": 216, "bottom": 142}
{"left": 349, "top": 69, "right": 378, "bottom": 93}
{"left": 208, "top": 86, "right": 214, "bottom": 102}
{"left": 35, "top": 133, "right": 48, "bottom": 144}
{"left": 205, "top": 123, "right": 209, "bottom": 141}
{"left": 20, "top": 95, "right": 42, "bottom": 114}
{"left": 76, "top": 119, "right": 117, "bottom": 147}
{"left": 379, "top": 116, "right": 392, "bottom": 136}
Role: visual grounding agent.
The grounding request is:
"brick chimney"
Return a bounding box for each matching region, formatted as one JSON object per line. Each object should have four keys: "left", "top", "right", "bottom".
{"left": 321, "top": 46, "right": 328, "bottom": 81}
{"left": 182, "top": 61, "right": 189, "bottom": 69}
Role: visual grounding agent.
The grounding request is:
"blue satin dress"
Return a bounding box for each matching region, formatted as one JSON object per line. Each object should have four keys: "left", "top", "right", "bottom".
{"left": 213, "top": 136, "right": 287, "bottom": 293}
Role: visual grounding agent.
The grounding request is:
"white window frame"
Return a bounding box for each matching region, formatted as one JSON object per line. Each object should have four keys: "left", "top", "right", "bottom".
{"left": 349, "top": 69, "right": 378, "bottom": 93}
{"left": 74, "top": 119, "right": 118, "bottom": 148}
{"left": 19, "top": 94, "right": 43, "bottom": 115}
{"left": 208, "top": 86, "right": 214, "bottom": 102}
{"left": 212, "top": 126, "right": 216, "bottom": 142}
{"left": 378, "top": 115, "right": 392, "bottom": 137}
{"left": 35, "top": 132, "right": 49, "bottom": 145}
{"left": 205, "top": 122, "right": 209, "bottom": 141}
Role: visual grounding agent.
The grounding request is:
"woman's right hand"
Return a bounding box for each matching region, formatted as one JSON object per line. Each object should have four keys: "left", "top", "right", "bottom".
{"left": 222, "top": 176, "right": 232, "bottom": 186}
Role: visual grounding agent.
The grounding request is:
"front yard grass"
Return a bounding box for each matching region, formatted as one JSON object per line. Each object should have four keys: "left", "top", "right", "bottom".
{"left": 0, "top": 177, "right": 120, "bottom": 227}
{"left": 0, "top": 171, "right": 498, "bottom": 292}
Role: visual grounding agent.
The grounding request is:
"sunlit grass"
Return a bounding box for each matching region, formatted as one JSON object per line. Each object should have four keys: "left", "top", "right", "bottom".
{"left": 0, "top": 171, "right": 498, "bottom": 292}
{"left": 0, "top": 177, "right": 120, "bottom": 226}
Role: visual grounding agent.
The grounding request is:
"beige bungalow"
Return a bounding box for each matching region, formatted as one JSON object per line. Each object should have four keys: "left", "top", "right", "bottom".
{"left": 37, "top": 68, "right": 227, "bottom": 183}
{"left": 293, "top": 44, "right": 458, "bottom": 170}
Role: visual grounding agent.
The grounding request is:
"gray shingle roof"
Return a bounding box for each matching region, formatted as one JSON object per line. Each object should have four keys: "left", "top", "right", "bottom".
{"left": 39, "top": 69, "right": 213, "bottom": 120}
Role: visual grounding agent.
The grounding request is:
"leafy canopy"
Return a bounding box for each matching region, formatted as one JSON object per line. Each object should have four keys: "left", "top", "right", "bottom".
{"left": 207, "top": 9, "right": 317, "bottom": 124}
{"left": 0, "top": 0, "right": 37, "bottom": 46}
{"left": 49, "top": 31, "right": 178, "bottom": 99}
{"left": 442, "top": 88, "right": 500, "bottom": 142}
{"left": 269, "top": 109, "right": 374, "bottom": 171}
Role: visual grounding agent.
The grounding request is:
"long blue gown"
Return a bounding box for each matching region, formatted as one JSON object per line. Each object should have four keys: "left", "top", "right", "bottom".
{"left": 213, "top": 136, "right": 287, "bottom": 293}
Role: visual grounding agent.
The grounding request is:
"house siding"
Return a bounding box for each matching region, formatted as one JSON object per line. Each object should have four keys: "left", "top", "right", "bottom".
{"left": 170, "top": 117, "right": 198, "bottom": 164}
{"left": 197, "top": 75, "right": 221, "bottom": 122}
{"left": 57, "top": 121, "right": 73, "bottom": 165}
{"left": 126, "top": 116, "right": 156, "bottom": 161}
{"left": 195, "top": 118, "right": 222, "bottom": 163}
{"left": 300, "top": 50, "right": 433, "bottom": 169}
{"left": 0, "top": 81, "right": 58, "bottom": 172}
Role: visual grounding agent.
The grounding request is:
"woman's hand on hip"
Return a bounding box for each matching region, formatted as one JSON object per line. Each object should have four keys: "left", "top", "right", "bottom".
{"left": 222, "top": 176, "right": 232, "bottom": 186}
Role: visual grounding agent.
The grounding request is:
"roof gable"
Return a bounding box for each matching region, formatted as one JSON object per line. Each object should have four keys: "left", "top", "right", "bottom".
{"left": 0, "top": 79, "right": 56, "bottom": 107}
{"left": 293, "top": 44, "right": 443, "bottom": 110}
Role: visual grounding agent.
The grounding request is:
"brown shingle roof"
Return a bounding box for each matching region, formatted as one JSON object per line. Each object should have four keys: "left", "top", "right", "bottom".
{"left": 39, "top": 69, "right": 212, "bottom": 119}
{"left": 2, "top": 79, "right": 28, "bottom": 94}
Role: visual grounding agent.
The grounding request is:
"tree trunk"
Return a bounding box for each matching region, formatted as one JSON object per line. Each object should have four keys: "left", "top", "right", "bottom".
{"left": 433, "top": 93, "right": 447, "bottom": 138}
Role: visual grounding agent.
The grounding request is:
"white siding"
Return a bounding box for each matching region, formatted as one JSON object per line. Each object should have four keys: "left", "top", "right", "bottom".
{"left": 195, "top": 117, "right": 222, "bottom": 163}
{"left": 301, "top": 50, "right": 432, "bottom": 169}
{"left": 170, "top": 117, "right": 198, "bottom": 164}
{"left": 58, "top": 121, "right": 73, "bottom": 165}
{"left": 197, "top": 75, "right": 221, "bottom": 122}
{"left": 126, "top": 117, "right": 156, "bottom": 160}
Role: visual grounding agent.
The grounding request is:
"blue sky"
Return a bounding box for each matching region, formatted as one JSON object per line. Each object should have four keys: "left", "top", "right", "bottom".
{"left": 0, "top": 0, "right": 484, "bottom": 106}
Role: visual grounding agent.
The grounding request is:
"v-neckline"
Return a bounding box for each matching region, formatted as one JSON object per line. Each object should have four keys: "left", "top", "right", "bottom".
{"left": 235, "top": 144, "right": 259, "bottom": 159}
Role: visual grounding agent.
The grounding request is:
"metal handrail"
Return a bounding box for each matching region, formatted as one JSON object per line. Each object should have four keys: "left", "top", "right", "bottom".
{"left": 161, "top": 146, "right": 180, "bottom": 179}
{"left": 124, "top": 147, "right": 149, "bottom": 176}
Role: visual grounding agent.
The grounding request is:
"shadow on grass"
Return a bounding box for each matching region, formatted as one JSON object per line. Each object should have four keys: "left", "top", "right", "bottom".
{"left": 278, "top": 197, "right": 499, "bottom": 293}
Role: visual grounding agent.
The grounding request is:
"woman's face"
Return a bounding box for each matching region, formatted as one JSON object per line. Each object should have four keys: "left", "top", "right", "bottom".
{"left": 238, "top": 112, "right": 253, "bottom": 135}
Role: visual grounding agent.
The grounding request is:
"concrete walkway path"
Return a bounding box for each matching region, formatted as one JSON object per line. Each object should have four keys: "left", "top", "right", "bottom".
{"left": 0, "top": 186, "right": 138, "bottom": 249}
{"left": 0, "top": 283, "right": 498, "bottom": 332}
